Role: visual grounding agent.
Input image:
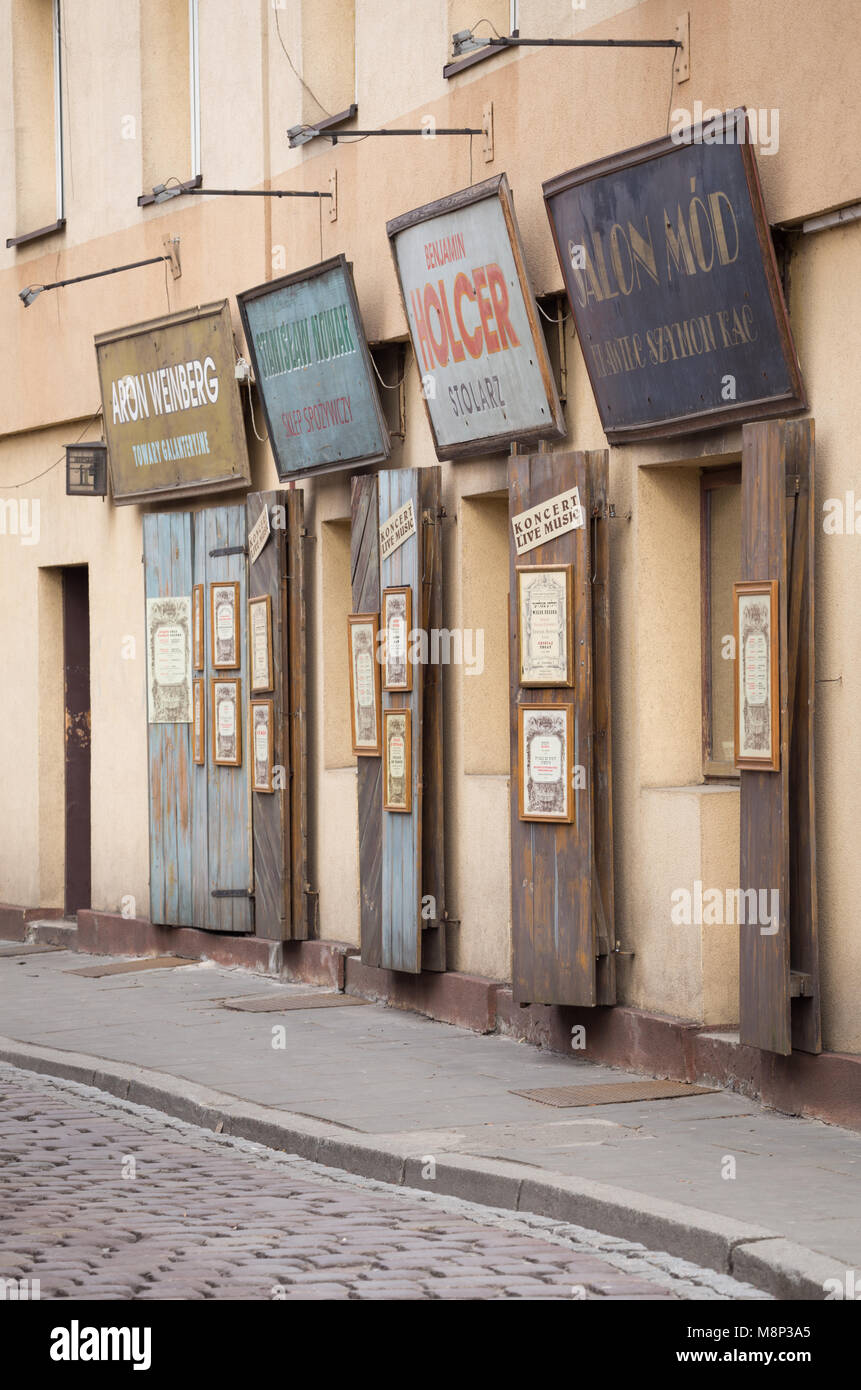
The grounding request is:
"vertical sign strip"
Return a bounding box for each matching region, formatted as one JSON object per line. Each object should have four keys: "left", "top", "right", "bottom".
{"left": 352, "top": 475, "right": 383, "bottom": 968}
{"left": 380, "top": 469, "right": 423, "bottom": 974}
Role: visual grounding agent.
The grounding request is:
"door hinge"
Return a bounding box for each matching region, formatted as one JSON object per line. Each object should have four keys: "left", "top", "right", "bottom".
{"left": 209, "top": 545, "right": 247, "bottom": 558}
{"left": 211, "top": 888, "right": 254, "bottom": 899}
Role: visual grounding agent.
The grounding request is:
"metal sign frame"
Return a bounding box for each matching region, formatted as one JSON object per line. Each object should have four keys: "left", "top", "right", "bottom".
{"left": 237, "top": 254, "right": 390, "bottom": 480}
{"left": 387, "top": 173, "right": 565, "bottom": 462}
{"left": 95, "top": 300, "right": 251, "bottom": 506}
{"left": 543, "top": 109, "right": 806, "bottom": 443}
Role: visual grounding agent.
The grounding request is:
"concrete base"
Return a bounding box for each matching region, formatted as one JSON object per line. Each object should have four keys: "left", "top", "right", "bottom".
{"left": 3, "top": 905, "right": 858, "bottom": 1132}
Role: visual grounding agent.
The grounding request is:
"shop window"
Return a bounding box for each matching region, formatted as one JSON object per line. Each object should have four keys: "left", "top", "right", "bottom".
{"left": 461, "top": 492, "right": 509, "bottom": 775}
{"left": 10, "top": 0, "right": 64, "bottom": 242}
{"left": 701, "top": 465, "right": 742, "bottom": 777}
{"left": 140, "top": 0, "right": 199, "bottom": 194}
{"left": 321, "top": 518, "right": 354, "bottom": 769}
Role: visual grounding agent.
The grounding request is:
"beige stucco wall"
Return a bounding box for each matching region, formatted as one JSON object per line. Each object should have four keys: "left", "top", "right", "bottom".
{"left": 1, "top": 0, "right": 860, "bottom": 1052}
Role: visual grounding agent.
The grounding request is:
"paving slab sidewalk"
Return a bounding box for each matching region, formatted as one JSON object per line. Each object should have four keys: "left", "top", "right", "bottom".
{"left": 0, "top": 944, "right": 858, "bottom": 1299}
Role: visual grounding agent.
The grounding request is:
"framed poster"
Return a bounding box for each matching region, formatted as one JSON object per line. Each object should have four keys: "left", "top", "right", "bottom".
{"left": 211, "top": 581, "right": 240, "bottom": 669}
{"left": 518, "top": 703, "right": 574, "bottom": 823}
{"left": 734, "top": 579, "right": 779, "bottom": 770}
{"left": 192, "top": 678, "right": 205, "bottom": 764}
{"left": 146, "top": 595, "right": 192, "bottom": 723}
{"left": 248, "top": 595, "right": 274, "bottom": 693}
{"left": 543, "top": 109, "right": 806, "bottom": 443}
{"left": 387, "top": 173, "right": 564, "bottom": 460}
{"left": 211, "top": 677, "right": 242, "bottom": 766}
{"left": 517, "top": 564, "right": 573, "bottom": 687}
{"left": 383, "top": 708, "right": 412, "bottom": 813}
{"left": 348, "top": 614, "right": 382, "bottom": 756}
{"left": 382, "top": 586, "right": 412, "bottom": 692}
{"left": 192, "top": 584, "right": 204, "bottom": 671}
{"left": 237, "top": 254, "right": 390, "bottom": 480}
{"left": 250, "top": 699, "right": 275, "bottom": 792}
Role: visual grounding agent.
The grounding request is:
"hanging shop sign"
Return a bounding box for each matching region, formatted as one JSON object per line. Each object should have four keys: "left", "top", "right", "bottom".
{"left": 543, "top": 109, "right": 806, "bottom": 443}
{"left": 387, "top": 173, "right": 565, "bottom": 461}
{"left": 95, "top": 301, "right": 251, "bottom": 505}
{"left": 237, "top": 254, "right": 390, "bottom": 479}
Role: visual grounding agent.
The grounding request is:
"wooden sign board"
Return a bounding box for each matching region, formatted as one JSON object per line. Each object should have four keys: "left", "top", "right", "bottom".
{"left": 387, "top": 174, "right": 564, "bottom": 460}
{"left": 237, "top": 255, "right": 390, "bottom": 479}
{"left": 96, "top": 301, "right": 251, "bottom": 505}
{"left": 543, "top": 110, "right": 806, "bottom": 442}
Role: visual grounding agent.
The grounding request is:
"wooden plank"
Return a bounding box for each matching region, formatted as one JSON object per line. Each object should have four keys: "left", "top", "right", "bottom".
{"left": 351, "top": 475, "right": 383, "bottom": 968}
{"left": 286, "top": 490, "right": 310, "bottom": 939}
{"left": 588, "top": 451, "right": 616, "bottom": 1005}
{"left": 419, "top": 466, "right": 446, "bottom": 972}
{"left": 380, "top": 469, "right": 423, "bottom": 974}
{"left": 142, "top": 511, "right": 194, "bottom": 927}
{"left": 508, "top": 451, "right": 596, "bottom": 1007}
{"left": 247, "top": 491, "right": 291, "bottom": 941}
{"left": 785, "top": 419, "right": 821, "bottom": 1053}
{"left": 205, "top": 504, "right": 252, "bottom": 934}
{"left": 739, "top": 421, "right": 790, "bottom": 1053}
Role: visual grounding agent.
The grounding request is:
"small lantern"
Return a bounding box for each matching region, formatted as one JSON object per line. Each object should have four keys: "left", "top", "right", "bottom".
{"left": 66, "top": 441, "right": 108, "bottom": 497}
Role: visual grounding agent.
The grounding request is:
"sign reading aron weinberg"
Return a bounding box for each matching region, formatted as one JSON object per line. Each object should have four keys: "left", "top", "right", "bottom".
{"left": 95, "top": 301, "right": 251, "bottom": 504}
{"left": 237, "top": 255, "right": 390, "bottom": 479}
{"left": 543, "top": 109, "right": 806, "bottom": 443}
{"left": 387, "top": 174, "right": 565, "bottom": 461}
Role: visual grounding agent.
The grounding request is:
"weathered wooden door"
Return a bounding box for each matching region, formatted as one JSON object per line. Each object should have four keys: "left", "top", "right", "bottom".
{"left": 351, "top": 468, "right": 445, "bottom": 973}
{"left": 144, "top": 505, "right": 251, "bottom": 932}
{"left": 246, "top": 489, "right": 310, "bottom": 940}
{"left": 738, "top": 418, "right": 819, "bottom": 1054}
{"left": 63, "top": 566, "right": 91, "bottom": 915}
{"left": 508, "top": 450, "right": 614, "bottom": 1007}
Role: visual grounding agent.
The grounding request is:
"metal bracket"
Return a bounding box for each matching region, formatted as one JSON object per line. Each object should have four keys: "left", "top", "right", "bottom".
{"left": 613, "top": 941, "right": 635, "bottom": 957}
{"left": 482, "top": 101, "right": 494, "bottom": 163}
{"left": 211, "top": 889, "right": 254, "bottom": 899}
{"left": 674, "top": 12, "right": 690, "bottom": 83}
{"left": 162, "top": 235, "right": 182, "bottom": 279}
{"left": 209, "top": 545, "right": 247, "bottom": 558}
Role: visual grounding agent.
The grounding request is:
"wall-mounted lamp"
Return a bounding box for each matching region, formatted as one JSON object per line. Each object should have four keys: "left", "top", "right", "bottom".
{"left": 150, "top": 180, "right": 331, "bottom": 203}
{"left": 19, "top": 243, "right": 180, "bottom": 307}
{"left": 451, "top": 28, "right": 681, "bottom": 57}
{"left": 65, "top": 441, "right": 108, "bottom": 497}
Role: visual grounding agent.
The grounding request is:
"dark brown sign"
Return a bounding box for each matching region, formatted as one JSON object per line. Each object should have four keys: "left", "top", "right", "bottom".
{"left": 543, "top": 110, "right": 806, "bottom": 442}
{"left": 95, "top": 301, "right": 250, "bottom": 504}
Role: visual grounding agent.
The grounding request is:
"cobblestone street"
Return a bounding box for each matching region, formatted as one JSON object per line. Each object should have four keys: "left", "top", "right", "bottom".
{"left": 0, "top": 1065, "right": 765, "bottom": 1301}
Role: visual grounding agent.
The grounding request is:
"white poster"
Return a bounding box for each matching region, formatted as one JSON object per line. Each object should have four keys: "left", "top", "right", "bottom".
{"left": 146, "top": 596, "right": 192, "bottom": 723}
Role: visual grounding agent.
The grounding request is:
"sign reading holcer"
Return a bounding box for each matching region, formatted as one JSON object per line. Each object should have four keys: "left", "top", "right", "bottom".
{"left": 237, "top": 255, "right": 390, "bottom": 479}
{"left": 387, "top": 174, "right": 565, "bottom": 461}
{"left": 543, "top": 109, "right": 806, "bottom": 442}
{"left": 95, "top": 301, "right": 251, "bottom": 504}
{"left": 512, "top": 486, "right": 584, "bottom": 556}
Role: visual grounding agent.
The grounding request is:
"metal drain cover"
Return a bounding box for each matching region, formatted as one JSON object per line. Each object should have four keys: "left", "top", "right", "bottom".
{"left": 511, "top": 1080, "right": 716, "bottom": 1107}
{"left": 221, "top": 992, "right": 370, "bottom": 1012}
{"left": 66, "top": 957, "right": 196, "bottom": 977}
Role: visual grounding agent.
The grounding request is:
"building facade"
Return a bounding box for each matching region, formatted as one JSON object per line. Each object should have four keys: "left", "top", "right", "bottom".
{"left": 1, "top": 0, "right": 859, "bottom": 1123}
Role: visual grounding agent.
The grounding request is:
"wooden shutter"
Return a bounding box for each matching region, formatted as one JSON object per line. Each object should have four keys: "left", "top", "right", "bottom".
{"left": 739, "top": 418, "right": 819, "bottom": 1054}
{"left": 353, "top": 467, "right": 445, "bottom": 974}
{"left": 144, "top": 504, "right": 252, "bottom": 934}
{"left": 508, "top": 450, "right": 615, "bottom": 1007}
{"left": 143, "top": 511, "right": 195, "bottom": 927}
